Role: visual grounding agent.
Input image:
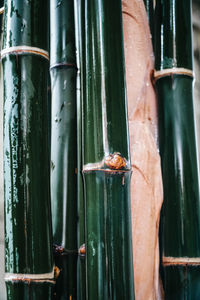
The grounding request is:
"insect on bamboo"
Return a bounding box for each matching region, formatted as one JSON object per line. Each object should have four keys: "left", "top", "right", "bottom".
{"left": 2, "top": 0, "right": 54, "bottom": 299}
{"left": 155, "top": 0, "right": 200, "bottom": 298}
{"left": 81, "top": 0, "right": 135, "bottom": 298}
{"left": 50, "top": 0, "right": 77, "bottom": 298}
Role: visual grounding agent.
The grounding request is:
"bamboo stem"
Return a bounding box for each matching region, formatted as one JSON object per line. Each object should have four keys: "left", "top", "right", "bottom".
{"left": 155, "top": 0, "right": 200, "bottom": 298}
{"left": 3, "top": 0, "right": 54, "bottom": 299}
{"left": 50, "top": 0, "right": 77, "bottom": 298}
{"left": 82, "top": 0, "right": 134, "bottom": 298}
{"left": 74, "top": 0, "right": 86, "bottom": 299}
{"left": 143, "top": 0, "right": 154, "bottom": 41}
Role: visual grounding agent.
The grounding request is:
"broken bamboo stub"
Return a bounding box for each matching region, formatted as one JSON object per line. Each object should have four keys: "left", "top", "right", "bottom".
{"left": 82, "top": 0, "right": 134, "bottom": 299}
{"left": 155, "top": 0, "right": 200, "bottom": 298}
{"left": 3, "top": 0, "right": 54, "bottom": 299}
{"left": 50, "top": 0, "right": 77, "bottom": 298}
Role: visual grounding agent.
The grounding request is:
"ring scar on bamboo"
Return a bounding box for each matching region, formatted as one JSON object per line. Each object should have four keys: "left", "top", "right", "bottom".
{"left": 163, "top": 256, "right": 200, "bottom": 266}
{"left": 5, "top": 269, "right": 56, "bottom": 283}
{"left": 1, "top": 46, "right": 49, "bottom": 60}
{"left": 50, "top": 62, "right": 78, "bottom": 70}
{"left": 153, "top": 68, "right": 194, "bottom": 82}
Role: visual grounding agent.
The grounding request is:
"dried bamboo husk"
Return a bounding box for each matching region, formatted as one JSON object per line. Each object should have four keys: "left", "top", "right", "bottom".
{"left": 122, "top": 0, "right": 163, "bottom": 299}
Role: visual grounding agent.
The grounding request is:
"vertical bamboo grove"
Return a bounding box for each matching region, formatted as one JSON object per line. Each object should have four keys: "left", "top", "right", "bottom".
{"left": 3, "top": 0, "right": 54, "bottom": 299}
{"left": 155, "top": 0, "right": 200, "bottom": 298}
{"left": 50, "top": 0, "right": 77, "bottom": 299}
{"left": 82, "top": 0, "right": 134, "bottom": 299}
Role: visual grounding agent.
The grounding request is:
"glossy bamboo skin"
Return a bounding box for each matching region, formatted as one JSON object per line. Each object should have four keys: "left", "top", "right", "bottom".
{"left": 74, "top": 0, "right": 86, "bottom": 299}
{"left": 163, "top": 266, "right": 200, "bottom": 299}
{"left": 155, "top": 0, "right": 200, "bottom": 298}
{"left": 84, "top": 172, "right": 133, "bottom": 299}
{"left": 82, "top": 0, "right": 134, "bottom": 299}
{"left": 143, "top": 0, "right": 154, "bottom": 42}
{"left": 155, "top": 0, "right": 192, "bottom": 70}
{"left": 50, "top": 0, "right": 77, "bottom": 299}
{"left": 6, "top": 282, "right": 54, "bottom": 300}
{"left": 157, "top": 76, "right": 200, "bottom": 257}
{"left": 3, "top": 0, "right": 53, "bottom": 299}
{"left": 0, "top": 0, "right": 3, "bottom": 35}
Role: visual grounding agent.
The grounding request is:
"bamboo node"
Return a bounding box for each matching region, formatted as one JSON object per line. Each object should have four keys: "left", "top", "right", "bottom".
{"left": 153, "top": 68, "right": 194, "bottom": 82}
{"left": 0, "top": 6, "right": 4, "bottom": 14}
{"left": 53, "top": 244, "right": 65, "bottom": 255}
{"left": 5, "top": 270, "right": 55, "bottom": 283}
{"left": 163, "top": 256, "right": 200, "bottom": 266}
{"left": 1, "top": 46, "right": 49, "bottom": 60}
{"left": 54, "top": 266, "right": 60, "bottom": 279}
{"left": 79, "top": 244, "right": 86, "bottom": 257}
{"left": 53, "top": 244, "right": 78, "bottom": 256}
{"left": 105, "top": 153, "right": 127, "bottom": 170}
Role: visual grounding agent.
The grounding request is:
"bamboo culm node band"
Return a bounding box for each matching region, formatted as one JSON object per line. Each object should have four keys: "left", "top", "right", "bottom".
{"left": 53, "top": 244, "right": 78, "bottom": 256}
{"left": 5, "top": 270, "right": 55, "bottom": 283}
{"left": 163, "top": 257, "right": 200, "bottom": 266}
{"left": 1, "top": 46, "right": 49, "bottom": 60}
{"left": 50, "top": 62, "right": 77, "bottom": 70}
{"left": 154, "top": 68, "right": 194, "bottom": 82}
{"left": 83, "top": 153, "right": 130, "bottom": 173}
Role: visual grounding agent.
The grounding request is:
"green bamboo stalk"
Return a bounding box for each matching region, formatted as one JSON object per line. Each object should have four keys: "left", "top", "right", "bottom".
{"left": 155, "top": 0, "right": 200, "bottom": 298}
{"left": 2, "top": 0, "right": 54, "bottom": 299}
{"left": 74, "top": 1, "right": 86, "bottom": 299}
{"left": 0, "top": 1, "right": 4, "bottom": 36}
{"left": 82, "top": 0, "right": 134, "bottom": 298}
{"left": 50, "top": 0, "right": 77, "bottom": 299}
{"left": 143, "top": 0, "right": 154, "bottom": 41}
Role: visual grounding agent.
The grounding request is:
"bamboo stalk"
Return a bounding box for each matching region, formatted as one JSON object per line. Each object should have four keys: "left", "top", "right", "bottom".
{"left": 2, "top": 0, "right": 54, "bottom": 299}
{"left": 155, "top": 0, "right": 200, "bottom": 298}
{"left": 0, "top": 1, "right": 3, "bottom": 36}
{"left": 50, "top": 0, "right": 77, "bottom": 299}
{"left": 74, "top": 1, "right": 86, "bottom": 299}
{"left": 143, "top": 0, "right": 154, "bottom": 41}
{"left": 82, "top": 0, "right": 134, "bottom": 298}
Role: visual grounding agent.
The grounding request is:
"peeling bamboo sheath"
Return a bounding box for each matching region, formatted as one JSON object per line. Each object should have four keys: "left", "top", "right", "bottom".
{"left": 1, "top": 46, "right": 49, "bottom": 60}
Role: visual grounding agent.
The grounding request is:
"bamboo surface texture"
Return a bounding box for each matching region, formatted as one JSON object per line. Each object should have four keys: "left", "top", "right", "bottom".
{"left": 82, "top": 0, "right": 134, "bottom": 299}
{"left": 2, "top": 0, "right": 54, "bottom": 299}
{"left": 143, "top": 0, "right": 154, "bottom": 44}
{"left": 50, "top": 0, "right": 77, "bottom": 299}
{"left": 155, "top": 0, "right": 200, "bottom": 298}
{"left": 122, "top": 0, "right": 164, "bottom": 299}
{"left": 74, "top": 0, "right": 86, "bottom": 299}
